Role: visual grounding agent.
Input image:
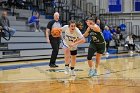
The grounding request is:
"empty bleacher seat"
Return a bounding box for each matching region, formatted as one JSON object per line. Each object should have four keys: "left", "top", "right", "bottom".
{"left": 7, "top": 16, "right": 16, "bottom": 21}
{"left": 0, "top": 51, "right": 2, "bottom": 58}
{"left": 1, "top": 36, "right": 46, "bottom": 43}
{"left": 10, "top": 21, "right": 26, "bottom": 26}
{"left": 10, "top": 26, "right": 27, "bottom": 31}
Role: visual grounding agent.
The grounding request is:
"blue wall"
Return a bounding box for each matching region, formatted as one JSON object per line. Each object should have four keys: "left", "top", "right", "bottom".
{"left": 108, "top": 0, "right": 122, "bottom": 12}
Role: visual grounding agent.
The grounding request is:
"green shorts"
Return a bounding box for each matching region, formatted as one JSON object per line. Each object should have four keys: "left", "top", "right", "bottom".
{"left": 87, "top": 42, "right": 106, "bottom": 60}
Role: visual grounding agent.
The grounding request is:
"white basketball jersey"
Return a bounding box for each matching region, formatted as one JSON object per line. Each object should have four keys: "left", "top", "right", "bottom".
{"left": 61, "top": 25, "right": 83, "bottom": 50}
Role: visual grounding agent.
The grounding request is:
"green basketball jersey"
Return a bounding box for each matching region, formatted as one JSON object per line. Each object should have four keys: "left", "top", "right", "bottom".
{"left": 89, "top": 29, "right": 105, "bottom": 44}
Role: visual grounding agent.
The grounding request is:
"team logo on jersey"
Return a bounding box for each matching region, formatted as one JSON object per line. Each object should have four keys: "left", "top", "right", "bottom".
{"left": 66, "top": 35, "right": 77, "bottom": 42}
{"left": 92, "top": 36, "right": 97, "bottom": 41}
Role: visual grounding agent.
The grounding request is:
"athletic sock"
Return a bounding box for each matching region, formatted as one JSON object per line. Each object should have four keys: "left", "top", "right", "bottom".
{"left": 65, "top": 64, "right": 69, "bottom": 67}
{"left": 70, "top": 67, "right": 74, "bottom": 70}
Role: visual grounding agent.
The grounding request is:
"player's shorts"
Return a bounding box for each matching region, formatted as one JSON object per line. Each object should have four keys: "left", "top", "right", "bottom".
{"left": 87, "top": 42, "right": 105, "bottom": 60}
{"left": 70, "top": 50, "right": 77, "bottom": 55}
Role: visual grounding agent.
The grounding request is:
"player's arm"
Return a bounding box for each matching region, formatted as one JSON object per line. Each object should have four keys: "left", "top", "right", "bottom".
{"left": 69, "top": 37, "right": 85, "bottom": 48}
{"left": 73, "top": 37, "right": 85, "bottom": 46}
{"left": 83, "top": 27, "right": 90, "bottom": 37}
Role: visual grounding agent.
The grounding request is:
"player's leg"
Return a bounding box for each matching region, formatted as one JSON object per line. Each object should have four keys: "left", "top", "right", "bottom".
{"left": 63, "top": 48, "right": 71, "bottom": 74}
{"left": 70, "top": 50, "right": 77, "bottom": 76}
{"left": 95, "top": 43, "right": 106, "bottom": 75}
{"left": 95, "top": 53, "right": 102, "bottom": 69}
{"left": 87, "top": 47, "right": 96, "bottom": 77}
{"left": 94, "top": 53, "right": 102, "bottom": 75}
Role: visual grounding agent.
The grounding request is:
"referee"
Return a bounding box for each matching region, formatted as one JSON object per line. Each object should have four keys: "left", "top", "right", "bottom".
{"left": 45, "top": 12, "right": 62, "bottom": 68}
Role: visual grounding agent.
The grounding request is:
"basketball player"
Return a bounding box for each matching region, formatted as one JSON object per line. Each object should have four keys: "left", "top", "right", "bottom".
{"left": 61, "top": 20, "right": 85, "bottom": 76}
{"left": 83, "top": 17, "right": 105, "bottom": 77}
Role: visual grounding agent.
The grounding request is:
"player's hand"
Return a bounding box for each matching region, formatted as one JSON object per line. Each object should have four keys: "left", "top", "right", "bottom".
{"left": 69, "top": 42, "right": 76, "bottom": 47}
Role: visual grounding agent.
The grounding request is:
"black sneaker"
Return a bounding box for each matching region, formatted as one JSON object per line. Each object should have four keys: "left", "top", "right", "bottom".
{"left": 53, "top": 64, "right": 59, "bottom": 67}
{"left": 49, "top": 64, "right": 59, "bottom": 68}
{"left": 49, "top": 64, "right": 55, "bottom": 68}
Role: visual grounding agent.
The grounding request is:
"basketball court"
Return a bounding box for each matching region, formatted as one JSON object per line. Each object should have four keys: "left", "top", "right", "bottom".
{"left": 0, "top": 53, "right": 140, "bottom": 93}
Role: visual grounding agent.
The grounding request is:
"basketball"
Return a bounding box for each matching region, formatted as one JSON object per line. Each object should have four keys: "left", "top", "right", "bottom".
{"left": 51, "top": 28, "right": 62, "bottom": 37}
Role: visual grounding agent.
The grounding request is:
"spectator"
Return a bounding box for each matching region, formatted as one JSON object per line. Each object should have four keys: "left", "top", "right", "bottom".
{"left": 22, "top": 0, "right": 33, "bottom": 9}
{"left": 43, "top": 0, "right": 55, "bottom": 7}
{"left": 45, "top": 12, "right": 62, "bottom": 68}
{"left": 110, "top": 26, "right": 117, "bottom": 34}
{"left": 112, "top": 26, "right": 121, "bottom": 47}
{"left": 7, "top": 0, "right": 14, "bottom": 8}
{"left": 0, "top": 0, "right": 8, "bottom": 8}
{"left": 95, "top": 18, "right": 105, "bottom": 32}
{"left": 125, "top": 34, "right": 135, "bottom": 53}
{"left": 0, "top": 11, "right": 16, "bottom": 37}
{"left": 103, "top": 26, "right": 112, "bottom": 54}
{"left": 15, "top": 0, "right": 26, "bottom": 9}
{"left": 76, "top": 21, "right": 84, "bottom": 33}
{"left": 28, "top": 12, "right": 40, "bottom": 32}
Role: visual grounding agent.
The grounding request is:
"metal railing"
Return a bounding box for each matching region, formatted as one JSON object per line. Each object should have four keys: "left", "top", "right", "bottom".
{"left": 133, "top": 25, "right": 140, "bottom": 36}
{"left": 0, "top": 28, "right": 2, "bottom": 44}
{"left": 86, "top": 3, "right": 93, "bottom": 16}
{"left": 125, "top": 22, "right": 133, "bottom": 34}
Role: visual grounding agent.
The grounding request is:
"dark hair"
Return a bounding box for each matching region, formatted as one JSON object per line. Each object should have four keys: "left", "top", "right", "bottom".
{"left": 76, "top": 21, "right": 83, "bottom": 26}
{"left": 86, "top": 17, "right": 95, "bottom": 22}
{"left": 68, "top": 20, "right": 76, "bottom": 26}
{"left": 76, "top": 21, "right": 83, "bottom": 30}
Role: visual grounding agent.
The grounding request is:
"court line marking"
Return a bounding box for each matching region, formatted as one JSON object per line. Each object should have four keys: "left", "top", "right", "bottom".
{"left": 0, "top": 54, "right": 139, "bottom": 71}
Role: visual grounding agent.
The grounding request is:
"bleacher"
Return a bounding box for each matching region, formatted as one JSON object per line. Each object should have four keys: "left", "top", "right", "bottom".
{"left": 0, "top": 20, "right": 89, "bottom": 62}
{"left": 0, "top": 0, "right": 95, "bottom": 62}
{"left": 0, "top": 30, "right": 89, "bottom": 62}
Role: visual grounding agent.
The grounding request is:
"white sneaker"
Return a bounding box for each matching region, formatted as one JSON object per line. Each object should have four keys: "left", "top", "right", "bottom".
{"left": 70, "top": 70, "right": 76, "bottom": 76}
{"left": 64, "top": 66, "right": 70, "bottom": 74}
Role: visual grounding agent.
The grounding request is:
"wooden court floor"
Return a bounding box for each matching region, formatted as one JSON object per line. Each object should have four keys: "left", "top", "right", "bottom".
{"left": 0, "top": 53, "right": 140, "bottom": 93}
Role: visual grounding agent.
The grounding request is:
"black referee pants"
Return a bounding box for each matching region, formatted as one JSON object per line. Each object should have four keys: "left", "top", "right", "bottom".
{"left": 49, "top": 36, "right": 60, "bottom": 65}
